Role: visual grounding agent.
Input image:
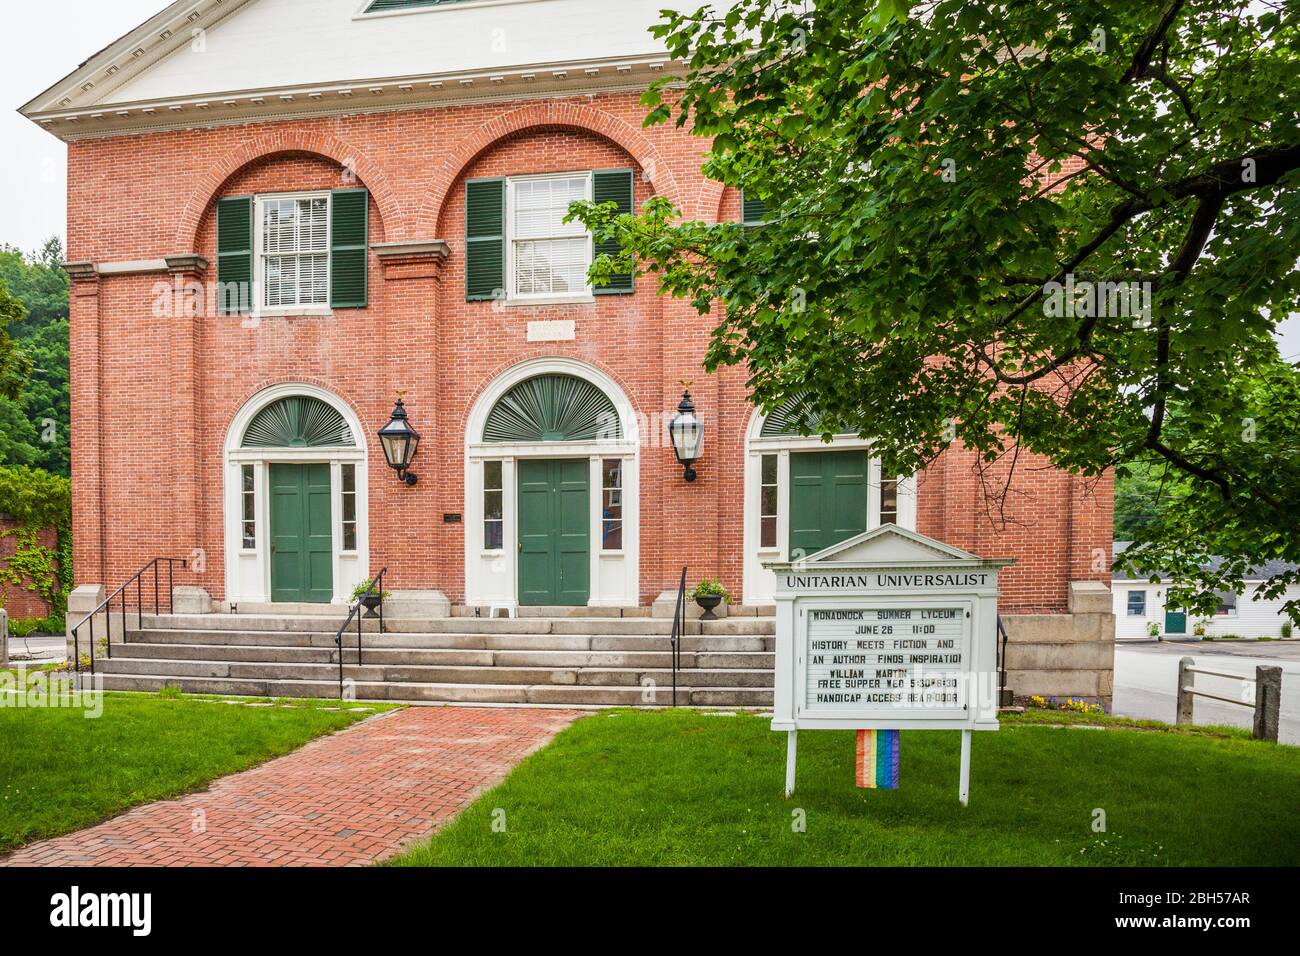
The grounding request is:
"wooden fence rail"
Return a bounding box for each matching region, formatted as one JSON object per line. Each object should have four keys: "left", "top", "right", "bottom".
{"left": 1176, "top": 656, "right": 1283, "bottom": 743}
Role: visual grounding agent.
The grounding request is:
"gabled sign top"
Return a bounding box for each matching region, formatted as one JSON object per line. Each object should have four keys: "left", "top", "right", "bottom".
{"left": 770, "top": 523, "right": 1012, "bottom": 570}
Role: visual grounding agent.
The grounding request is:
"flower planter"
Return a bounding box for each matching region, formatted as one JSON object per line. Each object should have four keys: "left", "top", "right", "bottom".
{"left": 694, "top": 594, "right": 723, "bottom": 621}
{"left": 359, "top": 592, "right": 383, "bottom": 619}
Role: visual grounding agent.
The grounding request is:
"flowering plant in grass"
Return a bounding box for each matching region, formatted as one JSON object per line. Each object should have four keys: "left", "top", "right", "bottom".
{"left": 1028, "top": 694, "right": 1105, "bottom": 715}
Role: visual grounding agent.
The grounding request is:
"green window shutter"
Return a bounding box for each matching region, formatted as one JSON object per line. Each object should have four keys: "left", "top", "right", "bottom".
{"left": 466, "top": 177, "right": 505, "bottom": 301}
{"left": 741, "top": 189, "right": 768, "bottom": 226}
{"left": 330, "top": 188, "right": 369, "bottom": 309}
{"left": 216, "top": 196, "right": 252, "bottom": 314}
{"left": 591, "top": 168, "right": 634, "bottom": 295}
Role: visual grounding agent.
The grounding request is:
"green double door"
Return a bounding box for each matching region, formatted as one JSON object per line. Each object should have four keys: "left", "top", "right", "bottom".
{"left": 518, "top": 459, "right": 590, "bottom": 606}
{"left": 269, "top": 463, "right": 333, "bottom": 603}
{"left": 789, "top": 451, "right": 868, "bottom": 558}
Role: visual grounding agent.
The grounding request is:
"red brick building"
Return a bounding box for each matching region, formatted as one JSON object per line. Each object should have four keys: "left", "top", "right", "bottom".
{"left": 22, "top": 0, "right": 1114, "bottom": 699}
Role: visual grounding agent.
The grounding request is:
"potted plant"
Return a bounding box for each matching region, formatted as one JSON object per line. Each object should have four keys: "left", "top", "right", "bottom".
{"left": 690, "top": 579, "right": 730, "bottom": 621}
{"left": 351, "top": 579, "right": 391, "bottom": 619}
{"left": 1146, "top": 621, "right": 1159, "bottom": 638}
{"left": 1192, "top": 620, "right": 1208, "bottom": 638}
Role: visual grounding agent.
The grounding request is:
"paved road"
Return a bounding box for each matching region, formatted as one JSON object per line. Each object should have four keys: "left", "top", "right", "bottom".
{"left": 1114, "top": 641, "right": 1300, "bottom": 745}
{"left": 4, "top": 634, "right": 64, "bottom": 664}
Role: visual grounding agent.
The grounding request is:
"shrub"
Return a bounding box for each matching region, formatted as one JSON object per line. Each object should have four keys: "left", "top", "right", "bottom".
{"left": 0, "top": 465, "right": 72, "bottom": 625}
{"left": 690, "top": 579, "right": 731, "bottom": 603}
{"left": 350, "top": 579, "right": 391, "bottom": 602}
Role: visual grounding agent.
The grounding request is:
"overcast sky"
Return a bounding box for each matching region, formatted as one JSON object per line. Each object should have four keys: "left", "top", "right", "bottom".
{"left": 2, "top": 0, "right": 1296, "bottom": 358}
{"left": 3, "top": 0, "right": 163, "bottom": 256}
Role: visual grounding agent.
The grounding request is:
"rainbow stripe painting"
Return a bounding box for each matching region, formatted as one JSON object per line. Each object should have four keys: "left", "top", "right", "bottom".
{"left": 855, "top": 729, "right": 900, "bottom": 789}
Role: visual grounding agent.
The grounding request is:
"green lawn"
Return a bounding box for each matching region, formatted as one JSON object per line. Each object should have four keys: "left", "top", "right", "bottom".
{"left": 389, "top": 709, "right": 1300, "bottom": 867}
{"left": 0, "top": 681, "right": 390, "bottom": 854}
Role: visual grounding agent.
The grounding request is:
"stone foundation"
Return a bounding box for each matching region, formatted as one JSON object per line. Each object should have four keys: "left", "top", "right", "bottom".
{"left": 1003, "top": 581, "right": 1115, "bottom": 709}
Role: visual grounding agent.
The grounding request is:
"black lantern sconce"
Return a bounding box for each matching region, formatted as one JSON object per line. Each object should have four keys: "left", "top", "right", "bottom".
{"left": 378, "top": 392, "right": 421, "bottom": 486}
{"left": 668, "top": 384, "right": 704, "bottom": 482}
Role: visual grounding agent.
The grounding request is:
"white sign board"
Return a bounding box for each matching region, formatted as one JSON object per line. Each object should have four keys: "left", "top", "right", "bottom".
{"left": 767, "top": 525, "right": 1013, "bottom": 802}
{"left": 804, "top": 603, "right": 969, "bottom": 714}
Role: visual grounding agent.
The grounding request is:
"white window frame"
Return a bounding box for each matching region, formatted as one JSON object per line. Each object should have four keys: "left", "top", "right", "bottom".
{"left": 483, "top": 459, "right": 505, "bottom": 554}
{"left": 240, "top": 463, "right": 257, "bottom": 554}
{"left": 253, "top": 190, "right": 333, "bottom": 317}
{"left": 1126, "top": 589, "right": 1147, "bottom": 617}
{"left": 340, "top": 462, "right": 359, "bottom": 555}
{"left": 600, "top": 458, "right": 624, "bottom": 554}
{"left": 504, "top": 171, "right": 594, "bottom": 305}
{"left": 1214, "top": 591, "right": 1239, "bottom": 617}
{"left": 758, "top": 453, "right": 779, "bottom": 552}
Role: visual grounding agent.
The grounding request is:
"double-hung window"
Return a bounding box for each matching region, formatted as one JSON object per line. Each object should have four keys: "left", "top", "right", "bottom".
{"left": 508, "top": 174, "right": 592, "bottom": 300}
{"left": 1126, "top": 590, "right": 1146, "bottom": 616}
{"left": 257, "top": 192, "right": 330, "bottom": 310}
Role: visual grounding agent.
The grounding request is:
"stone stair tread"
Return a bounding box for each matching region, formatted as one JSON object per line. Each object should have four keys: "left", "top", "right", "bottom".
{"left": 136, "top": 614, "right": 774, "bottom": 636}
{"left": 98, "top": 611, "right": 776, "bottom": 707}
{"left": 96, "top": 672, "right": 773, "bottom": 706}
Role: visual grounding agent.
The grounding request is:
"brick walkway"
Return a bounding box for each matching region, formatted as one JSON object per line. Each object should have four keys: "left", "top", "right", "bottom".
{"left": 1, "top": 706, "right": 582, "bottom": 867}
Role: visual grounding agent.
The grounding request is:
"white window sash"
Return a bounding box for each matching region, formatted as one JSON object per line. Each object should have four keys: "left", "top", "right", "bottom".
{"left": 253, "top": 190, "right": 332, "bottom": 313}
{"left": 505, "top": 172, "right": 594, "bottom": 302}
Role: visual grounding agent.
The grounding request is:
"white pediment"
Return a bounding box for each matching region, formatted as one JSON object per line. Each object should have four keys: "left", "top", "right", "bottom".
{"left": 23, "top": 0, "right": 676, "bottom": 138}
{"left": 797, "top": 524, "right": 983, "bottom": 567}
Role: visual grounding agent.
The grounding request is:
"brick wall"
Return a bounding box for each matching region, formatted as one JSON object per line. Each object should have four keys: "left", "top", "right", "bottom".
{"left": 0, "top": 518, "right": 58, "bottom": 620}
{"left": 65, "top": 91, "right": 1111, "bottom": 613}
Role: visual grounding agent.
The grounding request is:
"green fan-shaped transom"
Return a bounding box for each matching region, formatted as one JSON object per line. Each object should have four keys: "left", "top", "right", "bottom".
{"left": 484, "top": 374, "right": 622, "bottom": 443}
{"left": 242, "top": 396, "right": 354, "bottom": 448}
{"left": 759, "top": 391, "right": 829, "bottom": 438}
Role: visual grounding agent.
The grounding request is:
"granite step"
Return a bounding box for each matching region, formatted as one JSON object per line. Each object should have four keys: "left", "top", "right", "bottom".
{"left": 97, "top": 656, "right": 773, "bottom": 687}
{"left": 95, "top": 672, "right": 773, "bottom": 707}
{"left": 117, "top": 629, "right": 774, "bottom": 652}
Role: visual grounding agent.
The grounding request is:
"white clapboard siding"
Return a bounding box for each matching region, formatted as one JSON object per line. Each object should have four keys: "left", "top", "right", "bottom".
{"left": 1112, "top": 580, "right": 1299, "bottom": 639}
{"left": 102, "top": 0, "right": 673, "bottom": 105}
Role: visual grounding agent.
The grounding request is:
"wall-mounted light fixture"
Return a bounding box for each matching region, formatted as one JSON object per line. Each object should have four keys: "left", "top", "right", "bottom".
{"left": 668, "top": 384, "right": 703, "bottom": 482}
{"left": 378, "top": 392, "right": 421, "bottom": 486}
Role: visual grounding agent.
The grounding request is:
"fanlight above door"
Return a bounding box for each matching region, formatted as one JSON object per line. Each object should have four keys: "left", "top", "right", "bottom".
{"left": 242, "top": 396, "right": 355, "bottom": 448}
{"left": 759, "top": 391, "right": 826, "bottom": 438}
{"left": 483, "top": 374, "right": 622, "bottom": 443}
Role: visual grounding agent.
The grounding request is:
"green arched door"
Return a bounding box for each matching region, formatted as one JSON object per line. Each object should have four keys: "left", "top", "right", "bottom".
{"left": 484, "top": 374, "right": 621, "bottom": 606}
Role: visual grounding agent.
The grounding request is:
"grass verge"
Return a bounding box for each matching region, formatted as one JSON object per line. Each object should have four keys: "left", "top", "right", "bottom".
{"left": 388, "top": 708, "right": 1299, "bottom": 867}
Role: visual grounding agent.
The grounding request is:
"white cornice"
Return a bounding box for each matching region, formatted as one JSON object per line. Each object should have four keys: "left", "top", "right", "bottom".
{"left": 20, "top": 1, "right": 255, "bottom": 120}
{"left": 23, "top": 54, "right": 676, "bottom": 143}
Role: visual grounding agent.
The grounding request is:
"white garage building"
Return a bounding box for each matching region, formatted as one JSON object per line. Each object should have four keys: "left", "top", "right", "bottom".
{"left": 1112, "top": 541, "right": 1299, "bottom": 640}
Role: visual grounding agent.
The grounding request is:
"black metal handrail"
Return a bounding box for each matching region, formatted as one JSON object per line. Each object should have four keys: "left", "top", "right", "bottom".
{"left": 334, "top": 567, "right": 387, "bottom": 699}
{"left": 70, "top": 557, "right": 189, "bottom": 674}
{"left": 668, "top": 566, "right": 687, "bottom": 707}
{"left": 996, "top": 614, "right": 1010, "bottom": 707}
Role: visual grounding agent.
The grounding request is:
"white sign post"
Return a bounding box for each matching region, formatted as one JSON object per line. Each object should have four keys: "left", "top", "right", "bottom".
{"left": 769, "top": 525, "right": 1012, "bottom": 805}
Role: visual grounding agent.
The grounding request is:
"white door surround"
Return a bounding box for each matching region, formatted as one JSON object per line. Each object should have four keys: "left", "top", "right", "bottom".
{"left": 222, "top": 383, "right": 370, "bottom": 605}
{"left": 464, "top": 357, "right": 640, "bottom": 608}
{"left": 742, "top": 408, "right": 917, "bottom": 605}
